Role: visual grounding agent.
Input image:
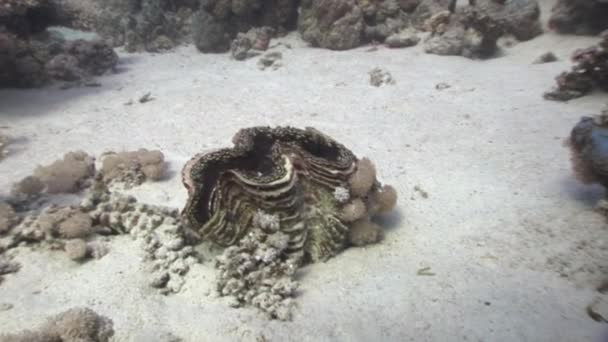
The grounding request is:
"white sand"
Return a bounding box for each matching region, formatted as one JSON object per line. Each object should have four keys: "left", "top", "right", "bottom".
{"left": 1, "top": 2, "right": 608, "bottom": 340}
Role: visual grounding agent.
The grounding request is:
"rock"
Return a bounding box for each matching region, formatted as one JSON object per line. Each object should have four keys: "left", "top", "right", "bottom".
{"left": 369, "top": 68, "right": 395, "bottom": 87}
{"left": 533, "top": 52, "right": 558, "bottom": 64}
{"left": 385, "top": 29, "right": 420, "bottom": 47}
{"left": 549, "top": 0, "right": 608, "bottom": 35}
{"left": 230, "top": 26, "right": 274, "bottom": 60}
{"left": 150, "top": 271, "right": 170, "bottom": 288}
{"left": 64, "top": 39, "right": 118, "bottom": 76}
{"left": 411, "top": 0, "right": 453, "bottom": 30}
{"left": 544, "top": 32, "right": 608, "bottom": 101}
{"left": 45, "top": 53, "right": 82, "bottom": 81}
{"left": 424, "top": 24, "right": 465, "bottom": 56}
{"left": 257, "top": 51, "right": 282, "bottom": 70}
{"left": 65, "top": 239, "right": 89, "bottom": 261}
{"left": 298, "top": 0, "right": 365, "bottom": 50}
{"left": 192, "top": 9, "right": 231, "bottom": 53}
{"left": 471, "top": 0, "right": 542, "bottom": 41}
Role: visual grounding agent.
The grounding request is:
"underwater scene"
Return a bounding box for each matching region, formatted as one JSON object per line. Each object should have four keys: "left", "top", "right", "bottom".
{"left": 1, "top": 0, "right": 608, "bottom": 340}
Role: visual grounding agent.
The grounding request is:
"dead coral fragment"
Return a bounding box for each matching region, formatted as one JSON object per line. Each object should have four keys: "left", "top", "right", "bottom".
{"left": 231, "top": 27, "right": 274, "bottom": 61}
{"left": 544, "top": 32, "right": 608, "bottom": 101}
{"left": 101, "top": 149, "right": 166, "bottom": 188}
{"left": 216, "top": 211, "right": 299, "bottom": 320}
{"left": 369, "top": 68, "right": 395, "bottom": 87}
{"left": 0, "top": 307, "right": 114, "bottom": 342}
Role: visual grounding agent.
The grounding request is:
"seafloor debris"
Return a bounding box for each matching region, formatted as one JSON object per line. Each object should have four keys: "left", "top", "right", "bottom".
{"left": 82, "top": 180, "right": 200, "bottom": 294}
{"left": 138, "top": 92, "right": 154, "bottom": 104}
{"left": 0, "top": 307, "right": 114, "bottom": 342}
{"left": 369, "top": 68, "right": 395, "bottom": 87}
{"left": 231, "top": 27, "right": 274, "bottom": 61}
{"left": 533, "top": 52, "right": 558, "bottom": 64}
{"left": 549, "top": 0, "right": 608, "bottom": 35}
{"left": 385, "top": 29, "right": 421, "bottom": 48}
{"left": 215, "top": 210, "right": 299, "bottom": 320}
{"left": 544, "top": 32, "right": 608, "bottom": 101}
{"left": 181, "top": 126, "right": 398, "bottom": 318}
{"left": 257, "top": 51, "right": 283, "bottom": 70}
{"left": 100, "top": 149, "right": 166, "bottom": 188}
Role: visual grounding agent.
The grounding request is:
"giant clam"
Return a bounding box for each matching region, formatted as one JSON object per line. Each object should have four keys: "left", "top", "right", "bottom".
{"left": 181, "top": 126, "right": 397, "bottom": 262}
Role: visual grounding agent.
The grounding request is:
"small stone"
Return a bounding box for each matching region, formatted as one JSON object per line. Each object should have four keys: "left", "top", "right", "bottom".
{"left": 166, "top": 238, "right": 184, "bottom": 251}
{"left": 0, "top": 303, "right": 13, "bottom": 311}
{"left": 150, "top": 271, "right": 170, "bottom": 288}
{"left": 533, "top": 52, "right": 558, "bottom": 64}
{"left": 435, "top": 82, "right": 451, "bottom": 90}
{"left": 385, "top": 30, "right": 421, "bottom": 48}
{"left": 369, "top": 68, "right": 395, "bottom": 87}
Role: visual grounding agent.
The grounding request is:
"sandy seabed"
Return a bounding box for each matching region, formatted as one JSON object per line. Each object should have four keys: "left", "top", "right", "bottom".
{"left": 1, "top": 3, "right": 608, "bottom": 341}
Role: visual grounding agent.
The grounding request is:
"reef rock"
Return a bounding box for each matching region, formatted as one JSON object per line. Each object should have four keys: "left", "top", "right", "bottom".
{"left": 298, "top": 0, "right": 365, "bottom": 50}
{"left": 192, "top": 0, "right": 298, "bottom": 53}
{"left": 567, "top": 109, "right": 608, "bottom": 188}
{"left": 0, "top": 0, "right": 118, "bottom": 87}
{"left": 471, "top": 0, "right": 541, "bottom": 41}
{"left": 549, "top": 0, "right": 608, "bottom": 35}
{"left": 411, "top": 0, "right": 453, "bottom": 29}
{"left": 298, "top": 0, "right": 415, "bottom": 50}
{"left": 544, "top": 32, "right": 608, "bottom": 101}
{"left": 230, "top": 26, "right": 274, "bottom": 60}
{"left": 423, "top": 0, "right": 541, "bottom": 58}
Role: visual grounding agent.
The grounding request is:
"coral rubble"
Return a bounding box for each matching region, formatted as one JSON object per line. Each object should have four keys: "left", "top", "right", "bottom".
{"left": 545, "top": 32, "right": 608, "bottom": 101}
{"left": 549, "top": 0, "right": 608, "bottom": 35}
{"left": 0, "top": 307, "right": 114, "bottom": 342}
{"left": 369, "top": 67, "right": 395, "bottom": 86}
{"left": 181, "top": 126, "right": 398, "bottom": 318}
